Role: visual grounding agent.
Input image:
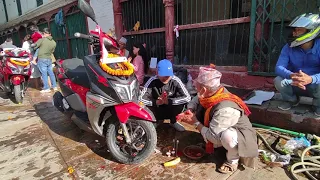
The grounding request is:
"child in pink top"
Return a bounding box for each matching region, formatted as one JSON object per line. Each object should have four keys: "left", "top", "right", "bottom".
{"left": 129, "top": 43, "right": 149, "bottom": 85}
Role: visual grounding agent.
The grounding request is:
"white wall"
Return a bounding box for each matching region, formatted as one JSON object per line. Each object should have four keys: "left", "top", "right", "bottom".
{"left": 5, "top": 0, "right": 19, "bottom": 21}
{"left": 88, "top": 0, "right": 115, "bottom": 37}
{"left": 0, "top": 0, "right": 54, "bottom": 26}
{"left": 20, "top": 0, "right": 37, "bottom": 15}
{"left": 0, "top": 1, "right": 6, "bottom": 25}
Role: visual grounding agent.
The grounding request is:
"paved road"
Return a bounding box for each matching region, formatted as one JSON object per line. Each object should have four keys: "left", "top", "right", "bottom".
{"left": 0, "top": 89, "right": 303, "bottom": 180}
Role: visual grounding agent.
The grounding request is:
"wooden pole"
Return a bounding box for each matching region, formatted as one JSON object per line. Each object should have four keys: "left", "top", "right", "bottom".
{"left": 113, "top": 0, "right": 123, "bottom": 39}
{"left": 163, "top": 0, "right": 175, "bottom": 61}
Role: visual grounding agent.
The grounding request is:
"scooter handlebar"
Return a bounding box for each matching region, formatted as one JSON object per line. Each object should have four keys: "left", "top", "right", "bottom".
{"left": 74, "top": 32, "right": 92, "bottom": 40}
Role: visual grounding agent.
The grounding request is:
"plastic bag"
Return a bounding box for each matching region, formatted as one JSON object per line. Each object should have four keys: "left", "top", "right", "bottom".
{"left": 258, "top": 150, "right": 291, "bottom": 166}
{"left": 283, "top": 137, "right": 311, "bottom": 154}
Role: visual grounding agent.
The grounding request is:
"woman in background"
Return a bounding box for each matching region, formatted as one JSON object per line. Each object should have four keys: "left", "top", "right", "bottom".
{"left": 22, "top": 34, "right": 31, "bottom": 52}
{"left": 128, "top": 43, "right": 149, "bottom": 85}
{"left": 23, "top": 34, "right": 41, "bottom": 89}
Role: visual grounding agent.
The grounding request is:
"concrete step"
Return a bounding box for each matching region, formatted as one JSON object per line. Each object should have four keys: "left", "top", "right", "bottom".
{"left": 249, "top": 93, "right": 320, "bottom": 135}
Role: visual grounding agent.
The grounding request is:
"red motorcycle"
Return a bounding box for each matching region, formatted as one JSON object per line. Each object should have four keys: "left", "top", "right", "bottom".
{"left": 0, "top": 48, "right": 31, "bottom": 103}
{"left": 52, "top": 0, "right": 157, "bottom": 164}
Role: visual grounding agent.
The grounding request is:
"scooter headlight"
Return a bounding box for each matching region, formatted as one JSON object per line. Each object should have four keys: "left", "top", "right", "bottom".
{"left": 113, "top": 85, "right": 128, "bottom": 100}
{"left": 7, "top": 61, "right": 20, "bottom": 73}
{"left": 113, "top": 79, "right": 137, "bottom": 101}
{"left": 23, "top": 64, "right": 30, "bottom": 74}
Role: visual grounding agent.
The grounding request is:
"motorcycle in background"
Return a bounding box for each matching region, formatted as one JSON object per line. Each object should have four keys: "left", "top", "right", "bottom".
{"left": 0, "top": 48, "right": 31, "bottom": 103}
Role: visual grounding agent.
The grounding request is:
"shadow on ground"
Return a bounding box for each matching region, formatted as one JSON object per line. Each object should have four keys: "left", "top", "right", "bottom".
{"left": 32, "top": 101, "right": 228, "bottom": 168}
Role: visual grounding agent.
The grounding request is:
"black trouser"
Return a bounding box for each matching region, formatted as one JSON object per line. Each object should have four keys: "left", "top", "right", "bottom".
{"left": 148, "top": 104, "right": 185, "bottom": 124}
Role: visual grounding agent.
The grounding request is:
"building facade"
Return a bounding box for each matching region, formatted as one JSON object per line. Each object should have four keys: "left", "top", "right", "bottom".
{"left": 0, "top": 0, "right": 114, "bottom": 59}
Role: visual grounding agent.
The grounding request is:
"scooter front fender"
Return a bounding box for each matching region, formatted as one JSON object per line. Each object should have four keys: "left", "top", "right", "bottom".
{"left": 114, "top": 102, "right": 156, "bottom": 124}
{"left": 11, "top": 75, "right": 24, "bottom": 85}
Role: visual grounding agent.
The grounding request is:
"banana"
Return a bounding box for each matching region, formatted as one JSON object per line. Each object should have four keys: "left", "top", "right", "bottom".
{"left": 163, "top": 157, "right": 181, "bottom": 167}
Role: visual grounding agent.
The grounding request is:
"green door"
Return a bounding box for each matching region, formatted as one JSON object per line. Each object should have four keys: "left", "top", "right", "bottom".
{"left": 66, "top": 11, "right": 89, "bottom": 59}
{"left": 12, "top": 31, "right": 21, "bottom": 47}
{"left": 50, "top": 19, "right": 68, "bottom": 59}
{"left": 37, "top": 22, "right": 48, "bottom": 32}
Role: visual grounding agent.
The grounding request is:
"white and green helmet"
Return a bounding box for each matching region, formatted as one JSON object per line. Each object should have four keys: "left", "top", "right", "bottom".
{"left": 288, "top": 13, "right": 320, "bottom": 47}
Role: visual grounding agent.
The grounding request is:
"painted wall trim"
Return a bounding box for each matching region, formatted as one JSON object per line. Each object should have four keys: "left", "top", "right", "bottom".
{"left": 2, "top": 0, "right": 8, "bottom": 22}
{"left": 0, "top": 0, "right": 77, "bottom": 31}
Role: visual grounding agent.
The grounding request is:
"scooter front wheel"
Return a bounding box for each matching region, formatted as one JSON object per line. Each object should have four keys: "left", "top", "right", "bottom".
{"left": 105, "top": 119, "right": 157, "bottom": 164}
{"left": 14, "top": 85, "right": 23, "bottom": 104}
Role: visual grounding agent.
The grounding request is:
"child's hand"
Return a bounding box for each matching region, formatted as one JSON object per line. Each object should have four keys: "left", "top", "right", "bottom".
{"left": 161, "top": 91, "right": 168, "bottom": 104}
{"left": 156, "top": 98, "right": 164, "bottom": 106}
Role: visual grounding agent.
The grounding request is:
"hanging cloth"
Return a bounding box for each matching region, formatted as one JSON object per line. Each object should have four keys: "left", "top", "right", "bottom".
{"left": 55, "top": 9, "right": 65, "bottom": 34}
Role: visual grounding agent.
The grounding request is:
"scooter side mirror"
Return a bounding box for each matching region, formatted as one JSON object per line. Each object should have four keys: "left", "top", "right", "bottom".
{"left": 78, "top": 0, "right": 98, "bottom": 24}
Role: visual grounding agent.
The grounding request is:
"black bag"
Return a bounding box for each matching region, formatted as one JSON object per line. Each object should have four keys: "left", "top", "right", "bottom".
{"left": 173, "top": 65, "right": 188, "bottom": 83}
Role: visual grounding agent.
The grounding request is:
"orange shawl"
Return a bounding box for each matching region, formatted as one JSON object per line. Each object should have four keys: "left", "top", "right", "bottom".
{"left": 199, "top": 87, "right": 251, "bottom": 154}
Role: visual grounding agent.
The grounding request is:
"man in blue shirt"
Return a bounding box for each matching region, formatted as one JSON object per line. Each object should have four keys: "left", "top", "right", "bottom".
{"left": 274, "top": 13, "right": 320, "bottom": 116}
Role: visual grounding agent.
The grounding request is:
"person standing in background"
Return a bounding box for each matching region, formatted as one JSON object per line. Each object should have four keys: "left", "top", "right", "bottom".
{"left": 118, "top": 37, "right": 130, "bottom": 58}
{"left": 22, "top": 34, "right": 31, "bottom": 52}
{"left": 32, "top": 28, "right": 57, "bottom": 93}
{"left": 23, "top": 34, "right": 41, "bottom": 90}
{"left": 0, "top": 37, "right": 17, "bottom": 49}
{"left": 128, "top": 43, "right": 149, "bottom": 85}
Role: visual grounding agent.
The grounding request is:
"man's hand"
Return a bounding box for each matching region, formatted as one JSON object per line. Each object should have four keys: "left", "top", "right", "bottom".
{"left": 32, "top": 60, "right": 37, "bottom": 65}
{"left": 291, "top": 70, "right": 313, "bottom": 90}
{"left": 176, "top": 110, "right": 197, "bottom": 124}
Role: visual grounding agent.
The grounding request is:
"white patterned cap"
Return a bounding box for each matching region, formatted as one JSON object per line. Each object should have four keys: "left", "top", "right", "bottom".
{"left": 194, "top": 67, "right": 222, "bottom": 89}
{"left": 119, "top": 37, "right": 127, "bottom": 44}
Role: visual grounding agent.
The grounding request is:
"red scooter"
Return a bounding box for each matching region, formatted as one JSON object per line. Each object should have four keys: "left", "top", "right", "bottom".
{"left": 0, "top": 48, "right": 31, "bottom": 103}
{"left": 52, "top": 0, "right": 157, "bottom": 164}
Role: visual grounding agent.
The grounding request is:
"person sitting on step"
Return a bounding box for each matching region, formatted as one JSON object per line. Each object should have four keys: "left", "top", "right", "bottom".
{"left": 274, "top": 13, "right": 320, "bottom": 116}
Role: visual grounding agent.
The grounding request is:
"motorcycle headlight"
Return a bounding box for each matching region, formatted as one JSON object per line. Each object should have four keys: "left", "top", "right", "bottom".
{"left": 23, "top": 64, "right": 30, "bottom": 74}
{"left": 113, "top": 80, "right": 137, "bottom": 101}
{"left": 113, "top": 85, "right": 128, "bottom": 100}
{"left": 7, "top": 62, "right": 19, "bottom": 73}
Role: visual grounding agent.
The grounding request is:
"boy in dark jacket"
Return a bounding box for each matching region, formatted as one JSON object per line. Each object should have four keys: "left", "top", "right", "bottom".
{"left": 139, "top": 59, "right": 191, "bottom": 131}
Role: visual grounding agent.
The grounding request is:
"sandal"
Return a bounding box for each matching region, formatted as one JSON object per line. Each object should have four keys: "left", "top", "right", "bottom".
{"left": 218, "top": 162, "right": 238, "bottom": 174}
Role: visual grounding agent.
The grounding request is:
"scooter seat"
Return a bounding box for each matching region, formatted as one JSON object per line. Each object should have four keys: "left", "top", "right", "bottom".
{"left": 62, "top": 58, "right": 90, "bottom": 88}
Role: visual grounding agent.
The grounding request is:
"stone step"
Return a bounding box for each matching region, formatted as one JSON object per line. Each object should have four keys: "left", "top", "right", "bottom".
{"left": 249, "top": 94, "right": 320, "bottom": 135}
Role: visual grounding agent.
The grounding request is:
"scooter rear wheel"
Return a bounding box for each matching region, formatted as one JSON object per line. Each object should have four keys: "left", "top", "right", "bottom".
{"left": 105, "top": 119, "right": 157, "bottom": 164}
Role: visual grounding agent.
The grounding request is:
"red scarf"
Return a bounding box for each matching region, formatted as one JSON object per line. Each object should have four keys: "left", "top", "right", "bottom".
{"left": 199, "top": 87, "right": 251, "bottom": 154}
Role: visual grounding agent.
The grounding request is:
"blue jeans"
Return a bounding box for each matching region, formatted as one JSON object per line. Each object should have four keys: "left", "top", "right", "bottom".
{"left": 37, "top": 59, "right": 57, "bottom": 90}
{"left": 274, "top": 76, "right": 320, "bottom": 107}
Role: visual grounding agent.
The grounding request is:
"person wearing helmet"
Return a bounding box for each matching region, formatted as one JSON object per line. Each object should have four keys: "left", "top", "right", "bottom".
{"left": 274, "top": 13, "right": 320, "bottom": 115}
{"left": 139, "top": 59, "right": 191, "bottom": 131}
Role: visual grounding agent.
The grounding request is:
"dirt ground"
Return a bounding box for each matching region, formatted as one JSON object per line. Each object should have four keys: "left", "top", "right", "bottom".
{"left": 0, "top": 89, "right": 307, "bottom": 180}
